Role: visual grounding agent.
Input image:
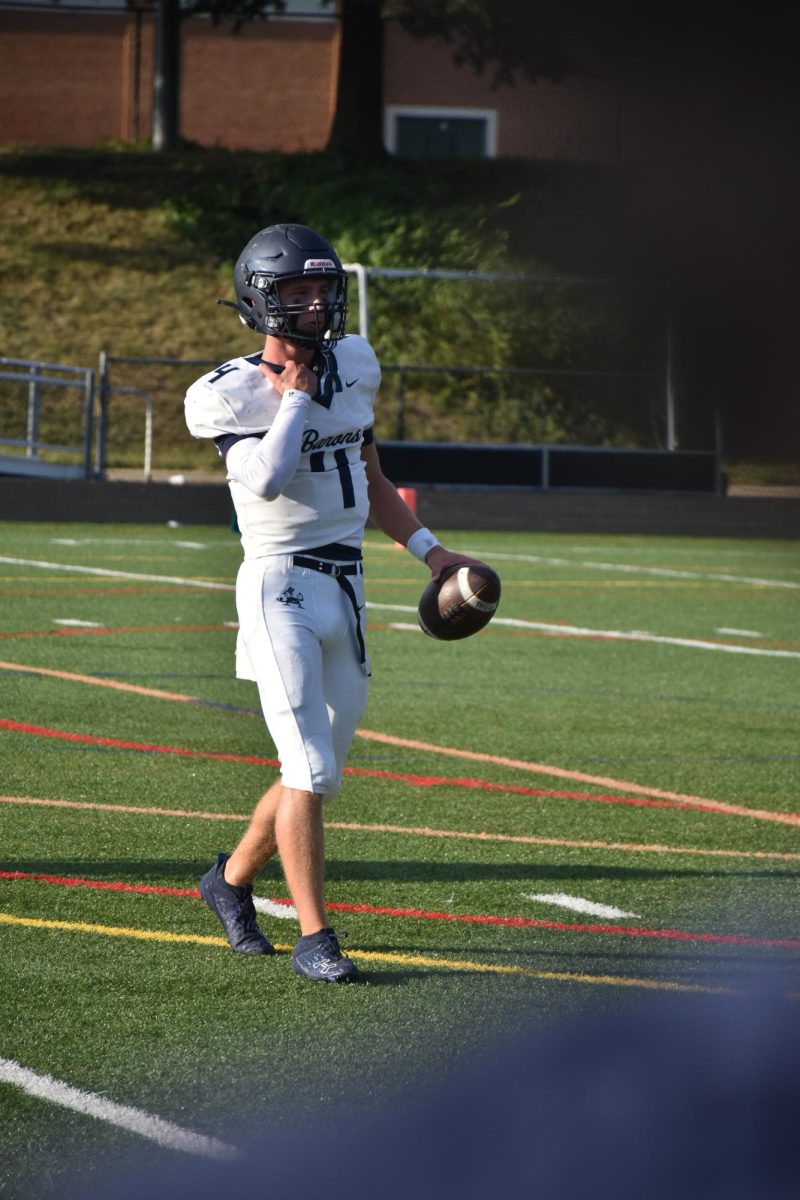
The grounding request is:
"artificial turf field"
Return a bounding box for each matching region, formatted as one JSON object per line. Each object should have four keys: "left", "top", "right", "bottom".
{"left": 0, "top": 519, "right": 798, "bottom": 1197}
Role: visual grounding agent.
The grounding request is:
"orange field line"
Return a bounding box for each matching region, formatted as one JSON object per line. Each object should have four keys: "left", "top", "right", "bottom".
{"left": 1, "top": 795, "right": 797, "bottom": 863}
{"left": 2, "top": 658, "right": 797, "bottom": 827}
{"left": 354, "top": 730, "right": 800, "bottom": 828}
{"left": 0, "top": 658, "right": 202, "bottom": 704}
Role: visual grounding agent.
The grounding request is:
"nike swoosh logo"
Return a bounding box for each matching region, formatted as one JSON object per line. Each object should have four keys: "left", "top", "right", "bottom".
{"left": 346, "top": 378, "right": 359, "bottom": 388}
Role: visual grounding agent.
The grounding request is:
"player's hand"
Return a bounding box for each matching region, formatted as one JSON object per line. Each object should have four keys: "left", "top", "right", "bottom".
{"left": 425, "top": 545, "right": 483, "bottom": 582}
{"left": 263, "top": 359, "right": 318, "bottom": 399}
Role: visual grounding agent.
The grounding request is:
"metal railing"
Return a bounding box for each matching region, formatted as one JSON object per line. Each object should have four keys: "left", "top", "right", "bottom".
{"left": 97, "top": 351, "right": 213, "bottom": 480}
{"left": 0, "top": 357, "right": 97, "bottom": 479}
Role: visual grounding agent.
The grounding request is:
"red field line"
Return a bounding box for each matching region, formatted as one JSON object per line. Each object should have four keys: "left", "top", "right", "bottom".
{"left": 2, "top": 868, "right": 798, "bottom": 949}
{"left": 0, "top": 587, "right": 192, "bottom": 597}
{"left": 0, "top": 718, "right": 280, "bottom": 766}
{"left": 355, "top": 730, "right": 800, "bottom": 827}
{"left": 0, "top": 624, "right": 230, "bottom": 641}
{"left": 3, "top": 656, "right": 797, "bottom": 826}
{"left": 0, "top": 719, "right": 699, "bottom": 810}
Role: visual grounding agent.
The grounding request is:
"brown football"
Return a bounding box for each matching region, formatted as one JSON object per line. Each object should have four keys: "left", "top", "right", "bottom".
{"left": 417, "top": 563, "right": 501, "bottom": 641}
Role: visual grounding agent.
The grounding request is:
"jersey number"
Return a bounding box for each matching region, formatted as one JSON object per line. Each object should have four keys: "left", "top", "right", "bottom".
{"left": 309, "top": 450, "right": 355, "bottom": 508}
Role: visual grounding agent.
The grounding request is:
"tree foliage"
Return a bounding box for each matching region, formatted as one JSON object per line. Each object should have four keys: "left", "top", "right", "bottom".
{"left": 386, "top": 0, "right": 571, "bottom": 87}
{"left": 172, "top": 0, "right": 575, "bottom": 155}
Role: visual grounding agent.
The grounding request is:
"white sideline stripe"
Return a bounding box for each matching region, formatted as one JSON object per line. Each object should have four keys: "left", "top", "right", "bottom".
{"left": 524, "top": 892, "right": 640, "bottom": 920}
{"left": 0, "top": 557, "right": 234, "bottom": 591}
{"left": 0, "top": 1056, "right": 239, "bottom": 1161}
{"left": 366, "top": 602, "right": 800, "bottom": 659}
{"left": 253, "top": 896, "right": 297, "bottom": 920}
{"left": 4, "top": 556, "right": 795, "bottom": 658}
{"left": 50, "top": 538, "right": 222, "bottom": 548}
{"left": 8, "top": 550, "right": 798, "bottom": 592}
{"left": 460, "top": 550, "right": 800, "bottom": 591}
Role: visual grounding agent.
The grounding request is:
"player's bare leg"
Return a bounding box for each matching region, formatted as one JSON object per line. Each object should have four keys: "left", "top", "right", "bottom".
{"left": 224, "top": 782, "right": 327, "bottom": 934}
{"left": 223, "top": 778, "right": 282, "bottom": 886}
{"left": 272, "top": 787, "right": 327, "bottom": 935}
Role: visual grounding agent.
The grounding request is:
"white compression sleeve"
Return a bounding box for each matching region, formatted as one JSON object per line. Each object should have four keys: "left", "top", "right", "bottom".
{"left": 224, "top": 389, "right": 311, "bottom": 500}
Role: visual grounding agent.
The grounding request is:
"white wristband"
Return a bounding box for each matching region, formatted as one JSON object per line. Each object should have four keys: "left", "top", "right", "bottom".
{"left": 282, "top": 388, "right": 311, "bottom": 404}
{"left": 406, "top": 527, "right": 440, "bottom": 562}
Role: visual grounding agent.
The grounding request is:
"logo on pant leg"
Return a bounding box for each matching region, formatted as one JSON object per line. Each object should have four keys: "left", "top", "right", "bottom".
{"left": 276, "top": 586, "right": 305, "bottom": 608}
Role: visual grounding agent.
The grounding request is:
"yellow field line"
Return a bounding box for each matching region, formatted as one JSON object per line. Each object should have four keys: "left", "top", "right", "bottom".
{"left": 0, "top": 912, "right": 236, "bottom": 949}
{"left": 0, "top": 912, "right": 736, "bottom": 995}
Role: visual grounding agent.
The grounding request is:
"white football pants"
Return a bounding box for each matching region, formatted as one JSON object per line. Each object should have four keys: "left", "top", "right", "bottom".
{"left": 235, "top": 555, "right": 369, "bottom": 796}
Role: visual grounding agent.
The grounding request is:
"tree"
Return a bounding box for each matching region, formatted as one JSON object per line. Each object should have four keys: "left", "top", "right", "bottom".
{"left": 152, "top": 0, "right": 182, "bottom": 150}
{"left": 327, "top": 0, "right": 573, "bottom": 155}
{"left": 153, "top": 0, "right": 286, "bottom": 150}
{"left": 155, "top": 0, "right": 573, "bottom": 154}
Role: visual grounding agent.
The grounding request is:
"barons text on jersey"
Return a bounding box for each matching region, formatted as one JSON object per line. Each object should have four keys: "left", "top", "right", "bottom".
{"left": 185, "top": 335, "right": 380, "bottom": 558}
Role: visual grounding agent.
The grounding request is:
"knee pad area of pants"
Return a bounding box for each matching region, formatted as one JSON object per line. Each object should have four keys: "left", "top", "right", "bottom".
{"left": 281, "top": 745, "right": 342, "bottom": 799}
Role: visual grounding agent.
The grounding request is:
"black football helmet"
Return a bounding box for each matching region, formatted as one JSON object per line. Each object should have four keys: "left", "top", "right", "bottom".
{"left": 227, "top": 224, "right": 348, "bottom": 347}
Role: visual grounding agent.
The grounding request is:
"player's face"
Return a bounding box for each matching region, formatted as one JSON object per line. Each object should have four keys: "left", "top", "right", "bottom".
{"left": 278, "top": 276, "right": 334, "bottom": 335}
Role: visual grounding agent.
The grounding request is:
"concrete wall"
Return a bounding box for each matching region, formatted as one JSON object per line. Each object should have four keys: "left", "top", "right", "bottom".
{"left": 1, "top": 476, "right": 797, "bottom": 539}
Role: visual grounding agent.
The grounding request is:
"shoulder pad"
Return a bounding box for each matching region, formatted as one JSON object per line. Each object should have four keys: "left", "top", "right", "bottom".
{"left": 184, "top": 357, "right": 277, "bottom": 439}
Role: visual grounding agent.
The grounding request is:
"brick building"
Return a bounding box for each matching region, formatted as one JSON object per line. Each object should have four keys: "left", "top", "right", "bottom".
{"left": 0, "top": 0, "right": 636, "bottom": 161}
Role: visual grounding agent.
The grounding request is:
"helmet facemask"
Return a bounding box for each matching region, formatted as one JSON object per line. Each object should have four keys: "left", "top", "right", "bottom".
{"left": 239, "top": 269, "right": 348, "bottom": 348}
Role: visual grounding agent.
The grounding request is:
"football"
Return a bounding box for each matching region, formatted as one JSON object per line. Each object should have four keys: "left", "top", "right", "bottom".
{"left": 417, "top": 562, "right": 502, "bottom": 641}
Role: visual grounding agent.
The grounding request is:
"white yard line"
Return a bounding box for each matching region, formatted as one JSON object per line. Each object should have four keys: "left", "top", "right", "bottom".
{"left": 0, "top": 557, "right": 234, "bottom": 591}
{"left": 366, "top": 602, "right": 800, "bottom": 659}
{"left": 459, "top": 549, "right": 800, "bottom": 591}
{"left": 0, "top": 1056, "right": 238, "bottom": 1160}
{"left": 49, "top": 538, "right": 224, "bottom": 548}
{"left": 523, "top": 893, "right": 641, "bottom": 920}
{"left": 253, "top": 896, "right": 297, "bottom": 920}
{"left": 53, "top": 619, "right": 104, "bottom": 628}
{"left": 716, "top": 627, "right": 764, "bottom": 638}
{"left": 3, "top": 556, "right": 795, "bottom": 658}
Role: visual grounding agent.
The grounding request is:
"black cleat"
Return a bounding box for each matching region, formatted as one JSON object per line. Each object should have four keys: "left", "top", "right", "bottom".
{"left": 291, "top": 928, "right": 361, "bottom": 983}
{"left": 199, "top": 853, "right": 275, "bottom": 955}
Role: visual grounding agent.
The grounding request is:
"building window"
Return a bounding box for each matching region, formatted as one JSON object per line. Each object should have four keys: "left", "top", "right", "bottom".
{"left": 385, "top": 106, "right": 497, "bottom": 158}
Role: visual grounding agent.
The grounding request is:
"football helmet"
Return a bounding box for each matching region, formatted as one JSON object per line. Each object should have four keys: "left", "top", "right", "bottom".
{"left": 227, "top": 224, "right": 348, "bottom": 347}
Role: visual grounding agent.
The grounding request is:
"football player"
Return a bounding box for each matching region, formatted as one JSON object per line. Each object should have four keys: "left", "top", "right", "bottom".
{"left": 185, "top": 223, "right": 473, "bottom": 982}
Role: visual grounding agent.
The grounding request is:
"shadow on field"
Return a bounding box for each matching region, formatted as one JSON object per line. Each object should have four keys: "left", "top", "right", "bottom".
{"left": 8, "top": 858, "right": 283, "bottom": 884}
{"left": 79, "top": 987, "right": 800, "bottom": 1200}
{"left": 10, "top": 856, "right": 799, "bottom": 887}
{"left": 323, "top": 859, "right": 800, "bottom": 884}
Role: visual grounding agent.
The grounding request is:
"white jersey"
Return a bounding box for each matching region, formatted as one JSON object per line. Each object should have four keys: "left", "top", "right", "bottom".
{"left": 185, "top": 335, "right": 380, "bottom": 558}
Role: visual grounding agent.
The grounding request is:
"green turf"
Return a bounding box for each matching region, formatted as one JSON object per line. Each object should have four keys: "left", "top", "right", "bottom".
{"left": 0, "top": 521, "right": 798, "bottom": 1198}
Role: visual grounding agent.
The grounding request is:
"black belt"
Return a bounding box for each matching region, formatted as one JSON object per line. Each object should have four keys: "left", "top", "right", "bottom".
{"left": 292, "top": 554, "right": 368, "bottom": 671}
{"left": 293, "top": 555, "right": 362, "bottom": 578}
